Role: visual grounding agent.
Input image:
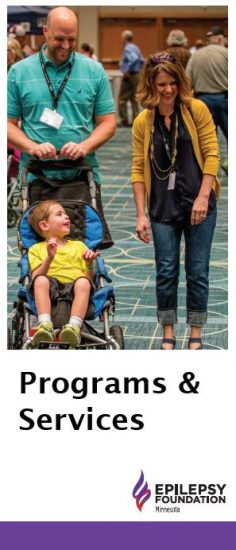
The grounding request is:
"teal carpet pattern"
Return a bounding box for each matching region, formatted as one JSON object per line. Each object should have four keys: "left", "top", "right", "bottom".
{"left": 7, "top": 129, "right": 228, "bottom": 349}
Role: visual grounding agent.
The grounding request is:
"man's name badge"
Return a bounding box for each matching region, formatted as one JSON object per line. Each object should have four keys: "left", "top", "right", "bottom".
{"left": 40, "top": 108, "right": 64, "bottom": 130}
{"left": 168, "top": 170, "right": 176, "bottom": 190}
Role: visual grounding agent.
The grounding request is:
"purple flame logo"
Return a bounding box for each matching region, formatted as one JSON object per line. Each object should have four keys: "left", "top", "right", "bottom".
{"left": 132, "top": 470, "right": 151, "bottom": 511}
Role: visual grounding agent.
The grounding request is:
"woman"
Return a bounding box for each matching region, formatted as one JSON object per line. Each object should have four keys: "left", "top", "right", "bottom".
{"left": 131, "top": 52, "right": 220, "bottom": 349}
{"left": 7, "top": 38, "right": 24, "bottom": 71}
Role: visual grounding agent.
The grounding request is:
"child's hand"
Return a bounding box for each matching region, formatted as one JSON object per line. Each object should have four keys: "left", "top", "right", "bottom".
{"left": 47, "top": 237, "right": 58, "bottom": 259}
{"left": 82, "top": 249, "right": 100, "bottom": 263}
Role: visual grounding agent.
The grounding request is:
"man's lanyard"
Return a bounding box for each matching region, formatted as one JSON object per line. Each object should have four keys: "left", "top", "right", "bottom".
{"left": 158, "top": 111, "right": 179, "bottom": 169}
{"left": 39, "top": 49, "right": 75, "bottom": 110}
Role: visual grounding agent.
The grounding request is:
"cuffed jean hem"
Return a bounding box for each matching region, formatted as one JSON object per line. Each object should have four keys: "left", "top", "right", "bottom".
{"left": 158, "top": 309, "right": 177, "bottom": 325}
{"left": 187, "top": 310, "right": 207, "bottom": 327}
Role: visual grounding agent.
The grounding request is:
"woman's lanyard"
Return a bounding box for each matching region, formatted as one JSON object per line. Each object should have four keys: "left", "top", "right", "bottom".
{"left": 39, "top": 49, "right": 75, "bottom": 110}
{"left": 158, "top": 111, "right": 178, "bottom": 169}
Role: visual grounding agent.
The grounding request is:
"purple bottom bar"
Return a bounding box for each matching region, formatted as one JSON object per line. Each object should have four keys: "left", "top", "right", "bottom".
{"left": 0, "top": 522, "right": 235, "bottom": 550}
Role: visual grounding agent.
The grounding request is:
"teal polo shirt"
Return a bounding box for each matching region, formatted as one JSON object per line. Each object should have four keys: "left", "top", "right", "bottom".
{"left": 8, "top": 46, "right": 115, "bottom": 183}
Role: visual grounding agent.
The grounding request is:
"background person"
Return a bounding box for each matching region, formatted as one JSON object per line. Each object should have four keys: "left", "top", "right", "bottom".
{"left": 166, "top": 29, "right": 191, "bottom": 68}
{"left": 131, "top": 52, "right": 220, "bottom": 350}
{"left": 80, "top": 42, "right": 98, "bottom": 61}
{"left": 186, "top": 26, "right": 228, "bottom": 142}
{"left": 80, "top": 42, "right": 93, "bottom": 57}
{"left": 9, "top": 24, "right": 35, "bottom": 56}
{"left": 7, "top": 38, "right": 24, "bottom": 70}
{"left": 189, "top": 38, "right": 205, "bottom": 55}
{"left": 118, "top": 29, "right": 144, "bottom": 127}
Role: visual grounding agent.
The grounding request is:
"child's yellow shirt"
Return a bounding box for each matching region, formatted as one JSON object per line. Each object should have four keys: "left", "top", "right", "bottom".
{"left": 28, "top": 240, "right": 93, "bottom": 284}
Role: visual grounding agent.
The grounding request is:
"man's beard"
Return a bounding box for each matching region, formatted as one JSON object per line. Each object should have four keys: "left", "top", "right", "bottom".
{"left": 46, "top": 45, "right": 71, "bottom": 65}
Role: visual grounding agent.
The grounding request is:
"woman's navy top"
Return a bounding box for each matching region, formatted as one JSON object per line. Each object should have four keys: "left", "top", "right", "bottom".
{"left": 149, "top": 106, "right": 216, "bottom": 222}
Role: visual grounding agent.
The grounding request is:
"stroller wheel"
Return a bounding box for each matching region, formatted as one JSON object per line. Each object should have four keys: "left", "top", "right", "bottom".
{"left": 7, "top": 208, "right": 18, "bottom": 228}
{"left": 109, "top": 326, "right": 125, "bottom": 350}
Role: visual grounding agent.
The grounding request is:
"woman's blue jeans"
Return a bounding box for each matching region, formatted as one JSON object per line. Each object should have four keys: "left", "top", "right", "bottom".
{"left": 151, "top": 210, "right": 217, "bottom": 327}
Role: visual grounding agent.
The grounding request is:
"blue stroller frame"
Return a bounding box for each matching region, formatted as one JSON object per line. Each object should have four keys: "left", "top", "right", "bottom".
{"left": 9, "top": 157, "right": 124, "bottom": 350}
{"left": 7, "top": 149, "right": 20, "bottom": 228}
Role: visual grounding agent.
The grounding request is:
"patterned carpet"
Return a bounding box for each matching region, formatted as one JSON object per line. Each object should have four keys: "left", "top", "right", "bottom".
{"left": 7, "top": 128, "right": 228, "bottom": 349}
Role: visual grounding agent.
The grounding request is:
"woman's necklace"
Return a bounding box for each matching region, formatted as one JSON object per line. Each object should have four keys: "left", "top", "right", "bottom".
{"left": 150, "top": 111, "right": 178, "bottom": 181}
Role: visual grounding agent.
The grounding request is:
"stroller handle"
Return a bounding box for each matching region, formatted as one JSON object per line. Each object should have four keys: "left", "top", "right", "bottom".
{"left": 21, "top": 156, "right": 93, "bottom": 187}
{"left": 21, "top": 156, "right": 97, "bottom": 205}
{"left": 26, "top": 154, "right": 91, "bottom": 170}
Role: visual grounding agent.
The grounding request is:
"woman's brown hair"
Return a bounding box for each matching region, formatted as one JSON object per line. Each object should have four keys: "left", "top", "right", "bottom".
{"left": 136, "top": 51, "right": 192, "bottom": 109}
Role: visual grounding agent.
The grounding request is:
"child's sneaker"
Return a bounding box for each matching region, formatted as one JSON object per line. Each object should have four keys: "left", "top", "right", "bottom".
{"left": 60, "top": 324, "right": 81, "bottom": 347}
{"left": 33, "top": 321, "right": 54, "bottom": 346}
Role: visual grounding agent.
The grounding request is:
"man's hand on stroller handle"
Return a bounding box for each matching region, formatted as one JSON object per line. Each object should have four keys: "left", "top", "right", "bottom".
{"left": 28, "top": 141, "right": 89, "bottom": 160}
{"left": 29, "top": 142, "right": 57, "bottom": 159}
{"left": 60, "top": 141, "right": 88, "bottom": 160}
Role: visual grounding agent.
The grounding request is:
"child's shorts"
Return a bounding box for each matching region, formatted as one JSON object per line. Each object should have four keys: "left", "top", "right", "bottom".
{"left": 29, "top": 276, "right": 94, "bottom": 328}
{"left": 29, "top": 275, "right": 94, "bottom": 303}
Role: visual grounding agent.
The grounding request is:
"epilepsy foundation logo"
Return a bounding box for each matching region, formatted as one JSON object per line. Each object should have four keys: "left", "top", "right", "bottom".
{"left": 155, "top": 483, "right": 227, "bottom": 513}
{"left": 132, "top": 470, "right": 151, "bottom": 511}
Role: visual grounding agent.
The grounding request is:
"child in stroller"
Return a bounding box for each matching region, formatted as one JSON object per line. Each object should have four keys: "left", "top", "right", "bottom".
{"left": 28, "top": 200, "right": 100, "bottom": 348}
{"left": 9, "top": 156, "right": 124, "bottom": 350}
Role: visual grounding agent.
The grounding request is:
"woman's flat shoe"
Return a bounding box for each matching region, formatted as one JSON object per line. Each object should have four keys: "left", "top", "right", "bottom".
{"left": 161, "top": 338, "right": 176, "bottom": 350}
{"left": 188, "top": 337, "right": 203, "bottom": 350}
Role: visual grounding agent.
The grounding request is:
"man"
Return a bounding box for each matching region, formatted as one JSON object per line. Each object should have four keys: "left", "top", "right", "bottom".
{"left": 118, "top": 30, "right": 144, "bottom": 127}
{"left": 7, "top": 6, "right": 116, "bottom": 185}
{"left": 186, "top": 26, "right": 228, "bottom": 141}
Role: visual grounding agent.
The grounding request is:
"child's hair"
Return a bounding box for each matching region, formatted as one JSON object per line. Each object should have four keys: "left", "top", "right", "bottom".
{"left": 28, "top": 200, "right": 60, "bottom": 238}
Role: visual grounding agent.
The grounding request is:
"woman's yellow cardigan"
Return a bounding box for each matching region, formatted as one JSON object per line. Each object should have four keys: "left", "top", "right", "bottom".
{"left": 131, "top": 98, "right": 220, "bottom": 208}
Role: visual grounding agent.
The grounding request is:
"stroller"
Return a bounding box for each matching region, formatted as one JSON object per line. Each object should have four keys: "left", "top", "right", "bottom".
{"left": 7, "top": 148, "right": 20, "bottom": 228}
{"left": 8, "top": 157, "right": 124, "bottom": 350}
